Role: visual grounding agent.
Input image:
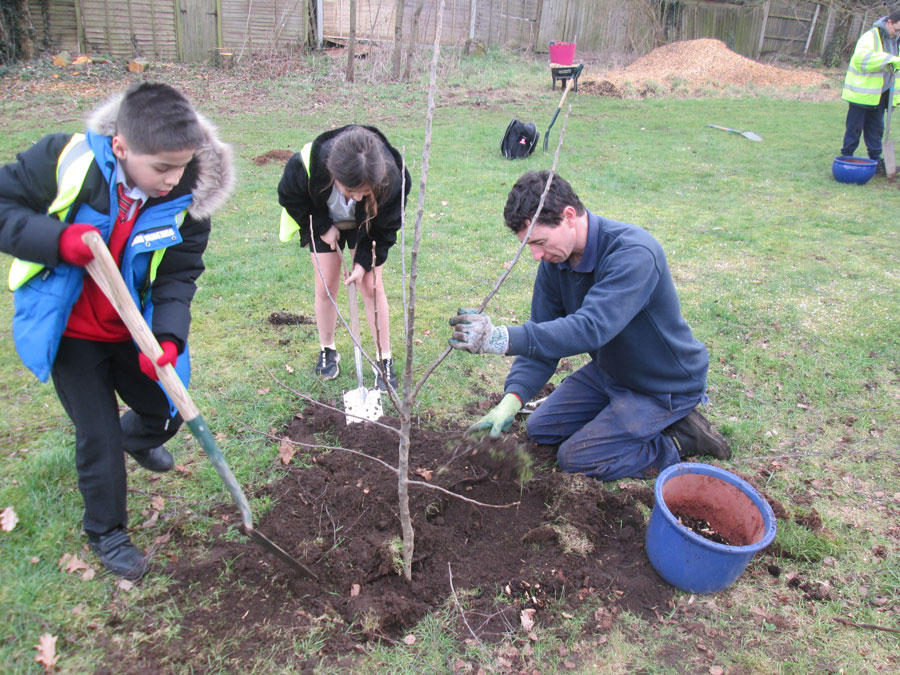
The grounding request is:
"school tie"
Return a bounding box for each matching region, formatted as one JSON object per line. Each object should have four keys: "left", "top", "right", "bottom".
{"left": 116, "top": 183, "right": 136, "bottom": 224}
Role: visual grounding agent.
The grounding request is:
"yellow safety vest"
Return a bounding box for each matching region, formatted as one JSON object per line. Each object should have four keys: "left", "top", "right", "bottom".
{"left": 842, "top": 27, "right": 900, "bottom": 106}
{"left": 7, "top": 134, "right": 94, "bottom": 291}
{"left": 279, "top": 142, "right": 313, "bottom": 243}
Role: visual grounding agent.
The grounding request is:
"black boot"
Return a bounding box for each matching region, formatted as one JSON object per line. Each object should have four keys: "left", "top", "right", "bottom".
{"left": 88, "top": 528, "right": 148, "bottom": 580}
{"left": 665, "top": 409, "right": 731, "bottom": 460}
{"left": 875, "top": 158, "right": 886, "bottom": 176}
{"left": 127, "top": 445, "right": 174, "bottom": 472}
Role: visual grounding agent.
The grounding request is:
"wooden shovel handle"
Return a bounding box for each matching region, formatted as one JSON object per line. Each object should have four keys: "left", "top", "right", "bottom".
{"left": 82, "top": 232, "right": 199, "bottom": 420}
{"left": 82, "top": 232, "right": 256, "bottom": 530}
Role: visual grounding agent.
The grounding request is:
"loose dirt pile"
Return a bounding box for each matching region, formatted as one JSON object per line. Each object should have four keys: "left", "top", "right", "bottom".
{"left": 99, "top": 405, "right": 677, "bottom": 672}
{"left": 601, "top": 38, "right": 826, "bottom": 90}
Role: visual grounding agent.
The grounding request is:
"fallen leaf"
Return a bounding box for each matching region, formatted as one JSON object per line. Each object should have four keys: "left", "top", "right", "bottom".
{"left": 403, "top": 634, "right": 416, "bottom": 645}
{"left": 150, "top": 495, "right": 165, "bottom": 511}
{"left": 1, "top": 506, "right": 18, "bottom": 531}
{"left": 285, "top": 364, "right": 295, "bottom": 374}
{"left": 414, "top": 467, "right": 434, "bottom": 481}
{"left": 34, "top": 633, "right": 58, "bottom": 672}
{"left": 59, "top": 553, "right": 91, "bottom": 575}
{"left": 30, "top": 557, "right": 39, "bottom": 564}
{"left": 520, "top": 607, "right": 536, "bottom": 631}
{"left": 278, "top": 439, "right": 297, "bottom": 465}
{"left": 257, "top": 387, "right": 270, "bottom": 395}
{"left": 350, "top": 583, "right": 361, "bottom": 597}
{"left": 138, "top": 510, "right": 159, "bottom": 529}
{"left": 709, "top": 667, "right": 725, "bottom": 675}
{"left": 81, "top": 568, "right": 95, "bottom": 581}
{"left": 174, "top": 464, "right": 192, "bottom": 475}
{"left": 116, "top": 579, "right": 135, "bottom": 592}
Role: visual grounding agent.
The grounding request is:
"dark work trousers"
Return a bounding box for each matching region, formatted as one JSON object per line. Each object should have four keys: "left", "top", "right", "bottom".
{"left": 841, "top": 91, "right": 889, "bottom": 159}
{"left": 525, "top": 359, "right": 701, "bottom": 482}
{"left": 51, "top": 337, "right": 182, "bottom": 537}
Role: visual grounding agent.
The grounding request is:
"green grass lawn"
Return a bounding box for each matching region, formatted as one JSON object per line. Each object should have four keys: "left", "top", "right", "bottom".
{"left": 1, "top": 50, "right": 899, "bottom": 673}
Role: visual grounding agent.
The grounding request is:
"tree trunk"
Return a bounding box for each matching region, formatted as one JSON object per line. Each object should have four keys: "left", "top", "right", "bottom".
{"left": 346, "top": 0, "right": 357, "bottom": 82}
{"left": 391, "top": 0, "right": 405, "bottom": 80}
{"left": 403, "top": 0, "right": 425, "bottom": 81}
{"left": 398, "top": 0, "right": 444, "bottom": 580}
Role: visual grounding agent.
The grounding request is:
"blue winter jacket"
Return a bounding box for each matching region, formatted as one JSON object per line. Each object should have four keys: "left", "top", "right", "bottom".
{"left": 504, "top": 211, "right": 709, "bottom": 404}
{"left": 0, "top": 94, "right": 233, "bottom": 396}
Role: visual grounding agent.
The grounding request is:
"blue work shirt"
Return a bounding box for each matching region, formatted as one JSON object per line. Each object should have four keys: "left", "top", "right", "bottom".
{"left": 504, "top": 210, "right": 708, "bottom": 404}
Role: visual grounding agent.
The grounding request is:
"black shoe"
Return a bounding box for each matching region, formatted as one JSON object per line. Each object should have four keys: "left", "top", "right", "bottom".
{"left": 127, "top": 445, "right": 174, "bottom": 472}
{"left": 373, "top": 358, "right": 398, "bottom": 392}
{"left": 875, "top": 158, "right": 886, "bottom": 176}
{"left": 665, "top": 409, "right": 731, "bottom": 460}
{"left": 315, "top": 348, "right": 340, "bottom": 380}
{"left": 88, "top": 528, "right": 148, "bottom": 580}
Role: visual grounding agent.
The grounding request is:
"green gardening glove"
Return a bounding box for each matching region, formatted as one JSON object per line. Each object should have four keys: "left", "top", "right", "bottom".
{"left": 466, "top": 393, "right": 523, "bottom": 438}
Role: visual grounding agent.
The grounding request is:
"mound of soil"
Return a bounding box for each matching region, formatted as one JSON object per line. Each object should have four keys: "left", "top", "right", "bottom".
{"left": 252, "top": 149, "right": 295, "bottom": 165}
{"left": 603, "top": 38, "right": 825, "bottom": 89}
{"left": 101, "top": 405, "right": 673, "bottom": 672}
{"left": 267, "top": 310, "right": 315, "bottom": 325}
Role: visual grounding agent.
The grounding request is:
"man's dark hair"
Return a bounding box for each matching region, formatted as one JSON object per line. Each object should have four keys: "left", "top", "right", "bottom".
{"left": 503, "top": 170, "right": 585, "bottom": 233}
{"left": 116, "top": 82, "right": 205, "bottom": 154}
{"left": 890, "top": 9, "right": 900, "bottom": 23}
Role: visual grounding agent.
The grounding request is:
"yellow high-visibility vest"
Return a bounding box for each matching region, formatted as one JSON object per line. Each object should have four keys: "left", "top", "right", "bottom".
{"left": 279, "top": 142, "right": 313, "bottom": 243}
{"left": 7, "top": 134, "right": 94, "bottom": 291}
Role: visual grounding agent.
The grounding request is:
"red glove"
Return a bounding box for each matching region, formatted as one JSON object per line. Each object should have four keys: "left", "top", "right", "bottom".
{"left": 139, "top": 341, "right": 178, "bottom": 381}
{"left": 58, "top": 224, "right": 101, "bottom": 266}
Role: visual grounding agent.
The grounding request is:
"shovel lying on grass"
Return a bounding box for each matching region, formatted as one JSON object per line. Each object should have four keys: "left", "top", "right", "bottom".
{"left": 341, "top": 259, "right": 383, "bottom": 425}
{"left": 82, "top": 232, "right": 318, "bottom": 580}
{"left": 706, "top": 124, "right": 762, "bottom": 142}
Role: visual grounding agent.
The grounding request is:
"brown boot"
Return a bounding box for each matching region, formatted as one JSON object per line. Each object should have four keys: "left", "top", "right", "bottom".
{"left": 665, "top": 409, "right": 731, "bottom": 460}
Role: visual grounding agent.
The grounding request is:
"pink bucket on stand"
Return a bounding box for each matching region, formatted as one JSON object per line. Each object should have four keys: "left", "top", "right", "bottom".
{"left": 549, "top": 41, "right": 576, "bottom": 65}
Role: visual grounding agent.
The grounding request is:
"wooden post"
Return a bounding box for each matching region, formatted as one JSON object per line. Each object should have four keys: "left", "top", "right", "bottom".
{"left": 74, "top": 0, "right": 85, "bottom": 54}
{"left": 346, "top": 0, "right": 356, "bottom": 82}
{"left": 804, "top": 4, "right": 820, "bottom": 54}
{"left": 216, "top": 0, "right": 224, "bottom": 48}
{"left": 532, "top": 0, "right": 543, "bottom": 52}
{"left": 466, "top": 0, "right": 476, "bottom": 53}
{"left": 756, "top": 0, "right": 770, "bottom": 58}
{"left": 173, "top": 0, "right": 183, "bottom": 61}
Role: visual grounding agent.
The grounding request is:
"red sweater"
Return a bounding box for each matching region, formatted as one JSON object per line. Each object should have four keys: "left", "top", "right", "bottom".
{"left": 63, "top": 195, "right": 139, "bottom": 341}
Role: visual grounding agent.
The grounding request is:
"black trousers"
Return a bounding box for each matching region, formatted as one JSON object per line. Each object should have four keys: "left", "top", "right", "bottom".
{"left": 51, "top": 337, "right": 182, "bottom": 537}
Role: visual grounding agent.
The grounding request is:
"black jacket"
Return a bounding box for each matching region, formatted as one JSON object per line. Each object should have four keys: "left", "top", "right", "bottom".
{"left": 277, "top": 125, "right": 411, "bottom": 270}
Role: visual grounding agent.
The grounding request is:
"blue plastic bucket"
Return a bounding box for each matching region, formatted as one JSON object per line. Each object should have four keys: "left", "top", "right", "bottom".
{"left": 646, "top": 463, "right": 776, "bottom": 594}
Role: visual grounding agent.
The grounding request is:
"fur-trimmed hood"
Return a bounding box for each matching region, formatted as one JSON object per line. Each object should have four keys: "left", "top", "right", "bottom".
{"left": 86, "top": 90, "right": 235, "bottom": 220}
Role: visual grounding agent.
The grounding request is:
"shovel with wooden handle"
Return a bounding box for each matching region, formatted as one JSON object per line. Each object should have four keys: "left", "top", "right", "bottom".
{"left": 81, "top": 232, "right": 318, "bottom": 580}
{"left": 885, "top": 87, "right": 896, "bottom": 182}
{"left": 706, "top": 124, "right": 762, "bottom": 142}
{"left": 341, "top": 257, "right": 383, "bottom": 424}
{"left": 543, "top": 64, "right": 583, "bottom": 152}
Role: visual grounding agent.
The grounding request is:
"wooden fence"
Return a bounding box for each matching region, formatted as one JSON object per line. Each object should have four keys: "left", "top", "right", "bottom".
{"left": 22, "top": 0, "right": 897, "bottom": 64}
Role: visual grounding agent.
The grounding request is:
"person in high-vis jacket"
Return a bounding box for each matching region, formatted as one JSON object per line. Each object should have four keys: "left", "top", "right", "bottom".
{"left": 841, "top": 11, "right": 900, "bottom": 174}
{"left": 0, "top": 83, "right": 234, "bottom": 580}
{"left": 277, "top": 125, "right": 411, "bottom": 391}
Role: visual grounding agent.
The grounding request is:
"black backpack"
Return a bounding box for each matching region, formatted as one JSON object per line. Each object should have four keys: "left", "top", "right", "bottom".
{"left": 501, "top": 118, "right": 539, "bottom": 159}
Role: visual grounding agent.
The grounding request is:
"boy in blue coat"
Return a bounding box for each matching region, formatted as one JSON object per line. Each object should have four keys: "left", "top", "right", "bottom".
{"left": 448, "top": 171, "right": 729, "bottom": 481}
{"left": 0, "top": 83, "right": 233, "bottom": 579}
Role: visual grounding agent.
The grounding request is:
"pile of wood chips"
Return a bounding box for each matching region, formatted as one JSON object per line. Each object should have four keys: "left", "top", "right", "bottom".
{"left": 603, "top": 38, "right": 826, "bottom": 89}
